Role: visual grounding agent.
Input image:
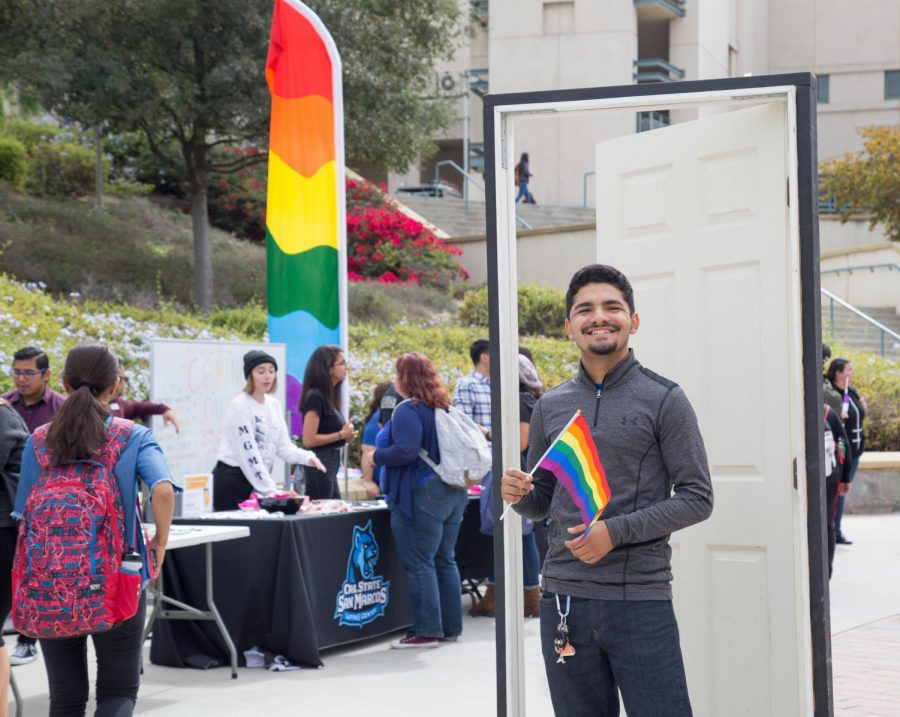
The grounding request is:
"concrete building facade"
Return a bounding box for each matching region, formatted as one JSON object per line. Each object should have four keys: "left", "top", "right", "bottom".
{"left": 392, "top": 0, "right": 900, "bottom": 215}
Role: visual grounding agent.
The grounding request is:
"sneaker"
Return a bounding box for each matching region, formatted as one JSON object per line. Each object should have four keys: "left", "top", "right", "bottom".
{"left": 389, "top": 636, "right": 439, "bottom": 649}
{"left": 439, "top": 635, "right": 460, "bottom": 643}
{"left": 10, "top": 642, "right": 38, "bottom": 666}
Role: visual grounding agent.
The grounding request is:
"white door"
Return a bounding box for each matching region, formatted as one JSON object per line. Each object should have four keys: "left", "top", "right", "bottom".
{"left": 594, "top": 101, "right": 812, "bottom": 716}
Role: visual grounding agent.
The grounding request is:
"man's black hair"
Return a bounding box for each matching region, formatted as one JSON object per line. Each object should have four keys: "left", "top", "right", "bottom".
{"left": 518, "top": 345, "right": 533, "bottom": 362}
{"left": 565, "top": 264, "right": 635, "bottom": 316}
{"left": 822, "top": 343, "right": 832, "bottom": 362}
{"left": 13, "top": 346, "right": 49, "bottom": 371}
{"left": 469, "top": 339, "right": 490, "bottom": 366}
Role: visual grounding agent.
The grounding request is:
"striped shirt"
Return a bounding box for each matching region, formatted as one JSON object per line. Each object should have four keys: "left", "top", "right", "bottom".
{"left": 453, "top": 370, "right": 492, "bottom": 431}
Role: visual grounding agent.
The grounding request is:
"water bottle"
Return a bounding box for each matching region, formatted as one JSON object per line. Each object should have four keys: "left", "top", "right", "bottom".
{"left": 121, "top": 551, "right": 142, "bottom": 572}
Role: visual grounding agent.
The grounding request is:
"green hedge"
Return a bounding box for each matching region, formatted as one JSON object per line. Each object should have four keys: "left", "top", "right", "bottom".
{"left": 0, "top": 136, "right": 27, "bottom": 188}
{"left": 459, "top": 282, "right": 567, "bottom": 338}
{"left": 25, "top": 141, "right": 105, "bottom": 198}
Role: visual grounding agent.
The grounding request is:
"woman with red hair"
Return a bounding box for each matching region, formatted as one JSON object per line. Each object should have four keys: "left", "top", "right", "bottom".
{"left": 374, "top": 352, "right": 468, "bottom": 649}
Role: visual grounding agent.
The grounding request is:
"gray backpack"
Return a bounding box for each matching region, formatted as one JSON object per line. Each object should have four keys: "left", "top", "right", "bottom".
{"left": 417, "top": 405, "right": 492, "bottom": 490}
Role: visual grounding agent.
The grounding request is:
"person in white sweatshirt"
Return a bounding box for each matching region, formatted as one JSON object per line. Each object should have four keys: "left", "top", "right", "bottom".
{"left": 212, "top": 350, "right": 324, "bottom": 511}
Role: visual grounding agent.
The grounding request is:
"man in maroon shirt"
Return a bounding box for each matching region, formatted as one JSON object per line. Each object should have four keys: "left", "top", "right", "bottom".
{"left": 108, "top": 364, "right": 181, "bottom": 432}
{"left": 2, "top": 347, "right": 66, "bottom": 435}
{"left": 1, "top": 346, "right": 67, "bottom": 665}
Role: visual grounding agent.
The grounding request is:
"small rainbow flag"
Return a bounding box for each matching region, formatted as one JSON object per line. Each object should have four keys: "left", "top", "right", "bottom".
{"left": 534, "top": 411, "right": 611, "bottom": 530}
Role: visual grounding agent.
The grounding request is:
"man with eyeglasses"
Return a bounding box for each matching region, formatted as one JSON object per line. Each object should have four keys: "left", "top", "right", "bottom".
{"left": 1, "top": 346, "right": 67, "bottom": 665}
{"left": 2, "top": 347, "right": 66, "bottom": 436}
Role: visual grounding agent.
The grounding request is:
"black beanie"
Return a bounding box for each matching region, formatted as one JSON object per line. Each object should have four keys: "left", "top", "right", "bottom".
{"left": 243, "top": 350, "right": 277, "bottom": 379}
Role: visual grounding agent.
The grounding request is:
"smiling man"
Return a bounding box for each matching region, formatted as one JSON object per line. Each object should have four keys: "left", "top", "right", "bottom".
{"left": 501, "top": 264, "right": 713, "bottom": 717}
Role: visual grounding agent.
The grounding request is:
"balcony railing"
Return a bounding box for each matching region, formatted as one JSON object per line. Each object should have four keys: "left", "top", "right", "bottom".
{"left": 633, "top": 58, "right": 685, "bottom": 83}
{"left": 634, "top": 0, "right": 686, "bottom": 19}
{"left": 636, "top": 111, "right": 672, "bottom": 133}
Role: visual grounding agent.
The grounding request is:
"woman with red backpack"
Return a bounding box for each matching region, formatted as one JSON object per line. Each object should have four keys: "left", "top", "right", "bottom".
{"left": 12, "top": 343, "right": 177, "bottom": 716}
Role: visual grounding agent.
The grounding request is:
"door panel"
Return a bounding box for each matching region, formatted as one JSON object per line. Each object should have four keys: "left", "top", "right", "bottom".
{"left": 595, "top": 101, "right": 810, "bottom": 716}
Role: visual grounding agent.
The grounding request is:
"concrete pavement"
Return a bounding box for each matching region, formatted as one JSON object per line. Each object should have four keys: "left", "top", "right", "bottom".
{"left": 8, "top": 513, "right": 899, "bottom": 715}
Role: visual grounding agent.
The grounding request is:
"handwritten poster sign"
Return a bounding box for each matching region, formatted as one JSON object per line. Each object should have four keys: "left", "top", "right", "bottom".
{"left": 149, "top": 339, "right": 289, "bottom": 502}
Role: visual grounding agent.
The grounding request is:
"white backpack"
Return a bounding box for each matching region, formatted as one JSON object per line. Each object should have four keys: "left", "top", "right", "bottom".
{"left": 416, "top": 405, "right": 492, "bottom": 490}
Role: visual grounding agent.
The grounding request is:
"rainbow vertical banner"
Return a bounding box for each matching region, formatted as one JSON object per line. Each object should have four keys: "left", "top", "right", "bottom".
{"left": 265, "top": 0, "right": 347, "bottom": 435}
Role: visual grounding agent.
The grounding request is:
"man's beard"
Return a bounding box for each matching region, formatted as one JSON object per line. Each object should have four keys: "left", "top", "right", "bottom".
{"left": 586, "top": 342, "right": 618, "bottom": 356}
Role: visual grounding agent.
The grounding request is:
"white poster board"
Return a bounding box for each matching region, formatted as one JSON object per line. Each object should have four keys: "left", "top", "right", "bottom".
{"left": 149, "top": 339, "right": 289, "bottom": 499}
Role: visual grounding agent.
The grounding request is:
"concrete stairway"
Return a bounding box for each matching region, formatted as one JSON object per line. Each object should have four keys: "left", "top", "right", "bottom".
{"left": 822, "top": 304, "right": 900, "bottom": 358}
{"left": 395, "top": 196, "right": 595, "bottom": 238}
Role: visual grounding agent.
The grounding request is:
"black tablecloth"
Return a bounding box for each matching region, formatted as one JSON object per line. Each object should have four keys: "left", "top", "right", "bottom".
{"left": 150, "top": 507, "right": 413, "bottom": 669}
{"left": 455, "top": 497, "right": 492, "bottom": 583}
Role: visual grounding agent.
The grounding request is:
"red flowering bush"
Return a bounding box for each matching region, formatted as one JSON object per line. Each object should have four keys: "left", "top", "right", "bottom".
{"left": 201, "top": 166, "right": 469, "bottom": 289}
{"left": 346, "top": 178, "right": 468, "bottom": 289}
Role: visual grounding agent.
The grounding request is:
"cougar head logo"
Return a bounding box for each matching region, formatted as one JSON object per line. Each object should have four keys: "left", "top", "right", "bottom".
{"left": 347, "top": 520, "right": 379, "bottom": 583}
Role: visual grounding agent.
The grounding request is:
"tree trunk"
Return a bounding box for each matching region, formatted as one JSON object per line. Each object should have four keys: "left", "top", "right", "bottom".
{"left": 191, "top": 184, "right": 213, "bottom": 311}
{"left": 94, "top": 125, "right": 104, "bottom": 210}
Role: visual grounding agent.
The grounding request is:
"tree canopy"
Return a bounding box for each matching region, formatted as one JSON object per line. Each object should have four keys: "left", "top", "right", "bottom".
{"left": 1, "top": 0, "right": 467, "bottom": 308}
{"left": 820, "top": 126, "right": 900, "bottom": 242}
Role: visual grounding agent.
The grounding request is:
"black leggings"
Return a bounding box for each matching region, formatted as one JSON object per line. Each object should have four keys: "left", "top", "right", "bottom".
{"left": 0, "top": 526, "right": 16, "bottom": 647}
{"left": 212, "top": 461, "right": 254, "bottom": 511}
{"left": 40, "top": 593, "right": 147, "bottom": 717}
{"left": 303, "top": 447, "right": 342, "bottom": 499}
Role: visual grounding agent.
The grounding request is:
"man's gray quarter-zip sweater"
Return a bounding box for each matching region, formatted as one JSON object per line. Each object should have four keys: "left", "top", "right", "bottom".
{"left": 514, "top": 350, "right": 713, "bottom": 601}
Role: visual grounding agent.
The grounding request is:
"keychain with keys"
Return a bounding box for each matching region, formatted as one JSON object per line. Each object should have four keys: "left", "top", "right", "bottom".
{"left": 553, "top": 594, "right": 576, "bottom": 663}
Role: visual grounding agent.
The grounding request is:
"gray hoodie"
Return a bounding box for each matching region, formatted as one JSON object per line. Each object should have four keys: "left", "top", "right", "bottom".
{"left": 514, "top": 350, "right": 713, "bottom": 601}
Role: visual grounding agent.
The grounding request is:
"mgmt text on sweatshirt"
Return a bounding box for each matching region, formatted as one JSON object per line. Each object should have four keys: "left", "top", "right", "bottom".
{"left": 216, "top": 393, "right": 316, "bottom": 496}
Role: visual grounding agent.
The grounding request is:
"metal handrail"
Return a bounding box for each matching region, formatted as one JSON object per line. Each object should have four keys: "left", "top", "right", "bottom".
{"left": 583, "top": 171, "right": 595, "bottom": 208}
{"left": 821, "top": 263, "right": 899, "bottom": 276}
{"left": 821, "top": 287, "right": 900, "bottom": 357}
{"left": 432, "top": 159, "right": 533, "bottom": 229}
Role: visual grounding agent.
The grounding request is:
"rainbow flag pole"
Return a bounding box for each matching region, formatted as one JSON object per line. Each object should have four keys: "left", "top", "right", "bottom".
{"left": 501, "top": 410, "right": 611, "bottom": 538}
{"left": 265, "top": 0, "right": 347, "bottom": 434}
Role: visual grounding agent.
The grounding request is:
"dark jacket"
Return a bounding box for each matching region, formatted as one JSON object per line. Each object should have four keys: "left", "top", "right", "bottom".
{"left": 514, "top": 351, "right": 713, "bottom": 601}
{"left": 0, "top": 402, "right": 28, "bottom": 528}
{"left": 829, "top": 381, "right": 865, "bottom": 460}
{"left": 374, "top": 399, "right": 440, "bottom": 518}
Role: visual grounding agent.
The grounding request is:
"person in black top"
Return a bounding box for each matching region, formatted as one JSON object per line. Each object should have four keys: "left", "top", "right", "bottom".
{"left": 823, "top": 404, "right": 850, "bottom": 577}
{"left": 826, "top": 358, "right": 866, "bottom": 545}
{"left": 300, "top": 345, "right": 355, "bottom": 499}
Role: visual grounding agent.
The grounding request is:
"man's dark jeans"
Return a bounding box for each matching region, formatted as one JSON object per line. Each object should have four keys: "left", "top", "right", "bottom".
{"left": 40, "top": 594, "right": 147, "bottom": 717}
{"left": 539, "top": 593, "right": 692, "bottom": 717}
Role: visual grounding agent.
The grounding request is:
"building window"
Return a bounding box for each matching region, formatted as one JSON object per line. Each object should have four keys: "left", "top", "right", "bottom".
{"left": 543, "top": 1, "right": 574, "bottom": 35}
{"left": 886, "top": 70, "right": 900, "bottom": 100}
{"left": 817, "top": 75, "right": 829, "bottom": 103}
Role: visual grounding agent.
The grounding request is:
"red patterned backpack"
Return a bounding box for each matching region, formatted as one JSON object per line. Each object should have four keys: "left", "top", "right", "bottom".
{"left": 12, "top": 418, "right": 142, "bottom": 638}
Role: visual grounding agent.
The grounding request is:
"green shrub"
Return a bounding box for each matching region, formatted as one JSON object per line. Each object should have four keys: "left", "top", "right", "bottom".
{"left": 459, "top": 283, "right": 566, "bottom": 338}
{"left": 25, "top": 141, "right": 105, "bottom": 198}
{"left": 0, "top": 136, "right": 27, "bottom": 188}
{"left": 104, "top": 179, "right": 153, "bottom": 198}
{"left": 208, "top": 303, "right": 268, "bottom": 339}
{"left": 1, "top": 119, "right": 62, "bottom": 149}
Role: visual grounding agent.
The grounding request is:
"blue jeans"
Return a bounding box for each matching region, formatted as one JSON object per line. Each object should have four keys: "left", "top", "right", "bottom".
{"left": 390, "top": 477, "right": 467, "bottom": 638}
{"left": 539, "top": 594, "right": 691, "bottom": 717}
{"left": 834, "top": 454, "right": 860, "bottom": 535}
{"left": 515, "top": 180, "right": 532, "bottom": 203}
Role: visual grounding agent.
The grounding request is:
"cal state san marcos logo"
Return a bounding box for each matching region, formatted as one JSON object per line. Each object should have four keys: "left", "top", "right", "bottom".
{"left": 334, "top": 520, "right": 390, "bottom": 627}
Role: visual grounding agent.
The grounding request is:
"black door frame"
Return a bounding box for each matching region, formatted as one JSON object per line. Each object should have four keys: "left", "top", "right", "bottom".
{"left": 482, "top": 73, "right": 829, "bottom": 716}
